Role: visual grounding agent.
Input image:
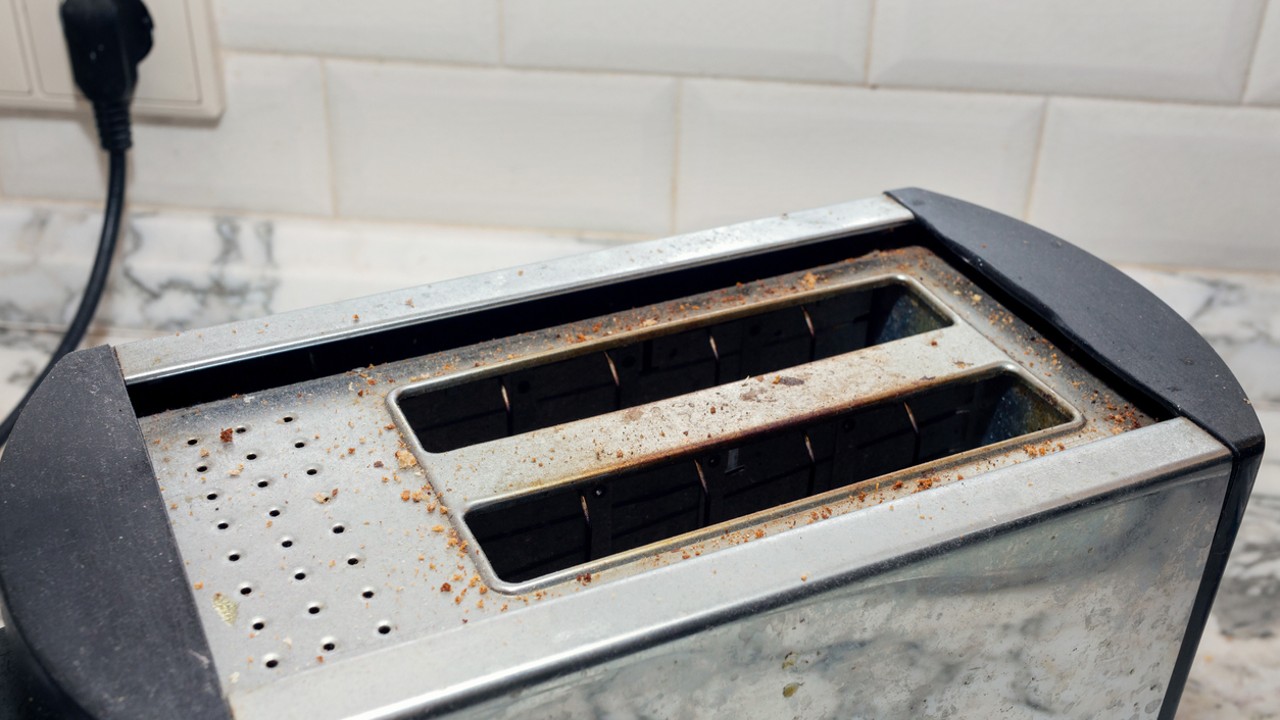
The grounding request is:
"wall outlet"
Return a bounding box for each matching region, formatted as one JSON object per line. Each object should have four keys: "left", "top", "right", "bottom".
{"left": 0, "top": 0, "right": 223, "bottom": 119}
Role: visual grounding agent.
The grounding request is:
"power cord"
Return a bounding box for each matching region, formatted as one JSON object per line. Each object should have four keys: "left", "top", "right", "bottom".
{"left": 0, "top": 0, "right": 151, "bottom": 447}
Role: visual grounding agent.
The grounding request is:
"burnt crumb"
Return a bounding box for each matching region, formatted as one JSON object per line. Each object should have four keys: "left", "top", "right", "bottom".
{"left": 219, "top": 428, "right": 234, "bottom": 443}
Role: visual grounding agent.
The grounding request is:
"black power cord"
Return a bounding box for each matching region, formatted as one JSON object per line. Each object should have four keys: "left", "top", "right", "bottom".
{"left": 0, "top": 0, "right": 151, "bottom": 447}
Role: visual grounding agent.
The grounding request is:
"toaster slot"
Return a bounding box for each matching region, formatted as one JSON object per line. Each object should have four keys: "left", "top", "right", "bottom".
{"left": 467, "top": 370, "right": 1072, "bottom": 583}
{"left": 400, "top": 281, "right": 948, "bottom": 453}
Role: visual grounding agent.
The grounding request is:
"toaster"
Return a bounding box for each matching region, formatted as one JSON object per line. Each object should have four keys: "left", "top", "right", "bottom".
{"left": 0, "top": 189, "right": 1263, "bottom": 719}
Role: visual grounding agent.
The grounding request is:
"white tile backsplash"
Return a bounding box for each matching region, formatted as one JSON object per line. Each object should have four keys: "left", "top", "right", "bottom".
{"left": 326, "top": 61, "right": 676, "bottom": 234}
{"left": 1029, "top": 98, "right": 1280, "bottom": 270}
{"left": 0, "top": 3, "right": 1277, "bottom": 270}
{"left": 1246, "top": 1, "right": 1280, "bottom": 105}
{"left": 870, "top": 0, "right": 1266, "bottom": 103}
{"left": 214, "top": 0, "right": 499, "bottom": 65}
{"left": 504, "top": 0, "right": 871, "bottom": 84}
{"left": 0, "top": 53, "right": 332, "bottom": 215}
{"left": 675, "top": 81, "right": 1043, "bottom": 232}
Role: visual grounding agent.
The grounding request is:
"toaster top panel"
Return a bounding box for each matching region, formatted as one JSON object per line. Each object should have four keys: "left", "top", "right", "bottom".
{"left": 136, "top": 226, "right": 1158, "bottom": 694}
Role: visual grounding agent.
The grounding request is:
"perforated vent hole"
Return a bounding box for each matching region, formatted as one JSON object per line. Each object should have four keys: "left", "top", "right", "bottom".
{"left": 215, "top": 521, "right": 229, "bottom": 530}
{"left": 321, "top": 639, "right": 336, "bottom": 652}
{"left": 256, "top": 479, "right": 270, "bottom": 488}
{"left": 205, "top": 492, "right": 218, "bottom": 501}
{"left": 377, "top": 623, "right": 391, "bottom": 635}
{"left": 294, "top": 441, "right": 306, "bottom": 449}
{"left": 251, "top": 619, "right": 266, "bottom": 631}
{"left": 305, "top": 467, "right": 319, "bottom": 476}
{"left": 361, "top": 589, "right": 375, "bottom": 599}
{"left": 268, "top": 508, "right": 281, "bottom": 518}
{"left": 235, "top": 426, "right": 247, "bottom": 434}
{"left": 331, "top": 524, "right": 345, "bottom": 534}
{"left": 294, "top": 570, "right": 307, "bottom": 581}
{"left": 186, "top": 438, "right": 198, "bottom": 446}
{"left": 264, "top": 656, "right": 279, "bottom": 669}
{"left": 197, "top": 465, "right": 208, "bottom": 473}
{"left": 227, "top": 552, "right": 241, "bottom": 562}
{"left": 280, "top": 538, "right": 293, "bottom": 548}
{"left": 307, "top": 603, "right": 322, "bottom": 615}
{"left": 346, "top": 555, "right": 361, "bottom": 566}
{"left": 282, "top": 415, "right": 295, "bottom": 423}
{"left": 246, "top": 453, "right": 258, "bottom": 461}
{"left": 239, "top": 585, "right": 253, "bottom": 596}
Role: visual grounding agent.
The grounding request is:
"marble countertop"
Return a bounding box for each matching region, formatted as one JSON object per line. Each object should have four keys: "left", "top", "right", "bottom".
{"left": 0, "top": 203, "right": 1276, "bottom": 717}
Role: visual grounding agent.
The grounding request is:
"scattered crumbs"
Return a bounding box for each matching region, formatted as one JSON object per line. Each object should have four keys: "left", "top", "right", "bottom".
{"left": 220, "top": 428, "right": 234, "bottom": 443}
{"left": 352, "top": 314, "right": 360, "bottom": 322}
{"left": 199, "top": 448, "right": 210, "bottom": 458}
{"left": 783, "top": 683, "right": 802, "bottom": 698}
{"left": 384, "top": 424, "right": 395, "bottom": 431}
{"left": 709, "top": 406, "right": 717, "bottom": 414}
{"left": 800, "top": 272, "right": 818, "bottom": 290}
{"left": 229, "top": 463, "right": 244, "bottom": 477}
{"left": 432, "top": 525, "right": 445, "bottom": 533}
{"left": 929, "top": 339, "right": 938, "bottom": 347}
{"left": 799, "top": 575, "right": 808, "bottom": 582}
{"left": 400, "top": 490, "right": 411, "bottom": 502}
{"left": 440, "top": 583, "right": 452, "bottom": 593}
{"left": 405, "top": 298, "right": 415, "bottom": 307}
{"left": 781, "top": 652, "right": 797, "bottom": 670}
{"left": 373, "top": 460, "right": 384, "bottom": 468}
{"left": 314, "top": 492, "right": 330, "bottom": 504}
{"left": 396, "top": 449, "right": 418, "bottom": 468}
{"left": 193, "top": 581, "right": 204, "bottom": 590}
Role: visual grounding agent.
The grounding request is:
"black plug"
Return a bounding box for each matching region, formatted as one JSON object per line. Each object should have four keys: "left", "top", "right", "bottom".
{"left": 60, "top": 0, "right": 153, "bottom": 151}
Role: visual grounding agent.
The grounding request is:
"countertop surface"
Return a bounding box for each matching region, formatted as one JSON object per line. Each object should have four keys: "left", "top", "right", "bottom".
{"left": 0, "top": 203, "right": 1276, "bottom": 717}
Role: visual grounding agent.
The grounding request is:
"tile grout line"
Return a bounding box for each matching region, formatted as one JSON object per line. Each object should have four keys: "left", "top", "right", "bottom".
{"left": 317, "top": 59, "right": 342, "bottom": 219}
{"left": 1239, "top": 0, "right": 1272, "bottom": 102}
{"left": 1021, "top": 97, "right": 1052, "bottom": 221}
{"left": 668, "top": 80, "right": 684, "bottom": 235}
{"left": 0, "top": 194, "right": 656, "bottom": 244}
{"left": 214, "top": 48, "right": 1271, "bottom": 110}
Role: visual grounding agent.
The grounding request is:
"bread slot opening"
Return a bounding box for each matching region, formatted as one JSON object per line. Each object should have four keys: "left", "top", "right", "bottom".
{"left": 400, "top": 281, "right": 949, "bottom": 454}
{"left": 467, "top": 371, "right": 1072, "bottom": 583}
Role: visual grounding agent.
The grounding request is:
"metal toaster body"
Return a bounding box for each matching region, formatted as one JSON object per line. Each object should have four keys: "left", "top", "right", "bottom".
{"left": 0, "top": 189, "right": 1263, "bottom": 720}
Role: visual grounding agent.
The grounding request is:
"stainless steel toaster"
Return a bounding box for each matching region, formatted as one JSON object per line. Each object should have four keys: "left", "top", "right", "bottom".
{"left": 0, "top": 189, "right": 1263, "bottom": 719}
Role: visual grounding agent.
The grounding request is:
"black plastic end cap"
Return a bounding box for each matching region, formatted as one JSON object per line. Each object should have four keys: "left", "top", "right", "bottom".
{"left": 886, "top": 187, "right": 1263, "bottom": 459}
{"left": 0, "top": 345, "right": 228, "bottom": 720}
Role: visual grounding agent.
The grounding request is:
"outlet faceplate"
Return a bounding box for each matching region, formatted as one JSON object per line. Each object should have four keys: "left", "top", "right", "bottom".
{"left": 0, "top": 0, "right": 223, "bottom": 119}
